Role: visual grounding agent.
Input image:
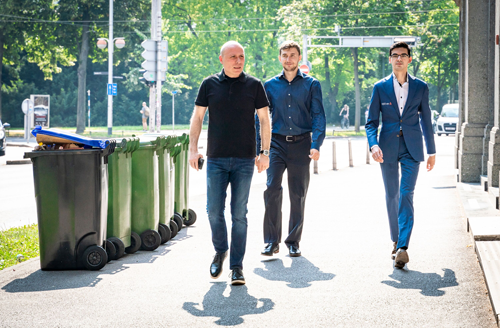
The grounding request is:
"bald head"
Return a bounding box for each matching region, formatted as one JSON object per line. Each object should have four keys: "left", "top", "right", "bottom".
{"left": 220, "top": 41, "right": 244, "bottom": 57}
{"left": 219, "top": 41, "right": 245, "bottom": 78}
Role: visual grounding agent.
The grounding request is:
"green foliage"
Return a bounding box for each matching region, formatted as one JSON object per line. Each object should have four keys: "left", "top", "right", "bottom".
{"left": 0, "top": 224, "right": 39, "bottom": 271}
{"left": 0, "top": 0, "right": 459, "bottom": 127}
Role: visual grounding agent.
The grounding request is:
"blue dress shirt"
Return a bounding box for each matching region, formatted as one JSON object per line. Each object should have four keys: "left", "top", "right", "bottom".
{"left": 258, "top": 69, "right": 326, "bottom": 150}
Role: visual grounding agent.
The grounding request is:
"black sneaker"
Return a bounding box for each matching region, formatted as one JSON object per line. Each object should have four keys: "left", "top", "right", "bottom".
{"left": 230, "top": 268, "right": 245, "bottom": 285}
{"left": 210, "top": 251, "right": 227, "bottom": 279}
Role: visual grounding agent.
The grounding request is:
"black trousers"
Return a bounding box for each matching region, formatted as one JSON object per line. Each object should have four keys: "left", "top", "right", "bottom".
{"left": 263, "top": 135, "right": 311, "bottom": 247}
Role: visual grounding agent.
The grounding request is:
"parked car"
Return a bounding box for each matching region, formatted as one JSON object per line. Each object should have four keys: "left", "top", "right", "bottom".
{"left": 0, "top": 119, "right": 10, "bottom": 156}
{"left": 431, "top": 109, "right": 439, "bottom": 134}
{"left": 436, "top": 103, "right": 459, "bottom": 136}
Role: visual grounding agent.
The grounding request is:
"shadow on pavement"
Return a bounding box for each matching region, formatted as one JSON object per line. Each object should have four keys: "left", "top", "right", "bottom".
{"left": 183, "top": 282, "right": 274, "bottom": 326}
{"left": 381, "top": 268, "right": 458, "bottom": 296}
{"left": 1, "top": 228, "right": 192, "bottom": 293}
{"left": 253, "top": 257, "right": 335, "bottom": 288}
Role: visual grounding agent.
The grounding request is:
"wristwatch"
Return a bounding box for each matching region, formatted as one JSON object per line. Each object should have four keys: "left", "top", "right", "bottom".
{"left": 260, "top": 149, "right": 270, "bottom": 156}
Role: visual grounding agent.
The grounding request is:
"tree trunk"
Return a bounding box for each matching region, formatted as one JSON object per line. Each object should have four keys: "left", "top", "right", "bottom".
{"left": 351, "top": 48, "right": 361, "bottom": 132}
{"left": 0, "top": 30, "right": 4, "bottom": 120}
{"left": 76, "top": 20, "right": 90, "bottom": 133}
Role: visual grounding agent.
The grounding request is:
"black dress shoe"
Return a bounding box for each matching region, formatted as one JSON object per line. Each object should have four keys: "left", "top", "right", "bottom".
{"left": 261, "top": 243, "right": 279, "bottom": 256}
{"left": 210, "top": 251, "right": 227, "bottom": 279}
{"left": 230, "top": 268, "right": 245, "bottom": 285}
{"left": 289, "top": 245, "right": 301, "bottom": 257}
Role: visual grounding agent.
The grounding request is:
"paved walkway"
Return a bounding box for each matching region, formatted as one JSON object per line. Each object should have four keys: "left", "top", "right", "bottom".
{"left": 0, "top": 136, "right": 496, "bottom": 327}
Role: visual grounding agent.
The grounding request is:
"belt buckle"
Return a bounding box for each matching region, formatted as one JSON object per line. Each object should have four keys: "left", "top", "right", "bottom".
{"left": 286, "top": 135, "right": 294, "bottom": 142}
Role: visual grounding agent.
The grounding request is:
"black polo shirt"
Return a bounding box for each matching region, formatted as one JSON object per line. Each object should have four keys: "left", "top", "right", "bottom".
{"left": 195, "top": 70, "right": 269, "bottom": 158}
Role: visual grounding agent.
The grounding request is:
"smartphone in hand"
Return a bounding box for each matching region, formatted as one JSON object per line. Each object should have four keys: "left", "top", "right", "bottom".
{"left": 198, "top": 157, "right": 205, "bottom": 170}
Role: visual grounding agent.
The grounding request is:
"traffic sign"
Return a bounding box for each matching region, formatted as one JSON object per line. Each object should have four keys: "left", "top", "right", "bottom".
{"left": 300, "top": 64, "right": 310, "bottom": 74}
{"left": 107, "top": 83, "right": 117, "bottom": 96}
{"left": 22, "top": 99, "right": 34, "bottom": 114}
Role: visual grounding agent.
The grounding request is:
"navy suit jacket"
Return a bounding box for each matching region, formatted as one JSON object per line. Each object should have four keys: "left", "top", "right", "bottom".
{"left": 365, "top": 74, "right": 435, "bottom": 163}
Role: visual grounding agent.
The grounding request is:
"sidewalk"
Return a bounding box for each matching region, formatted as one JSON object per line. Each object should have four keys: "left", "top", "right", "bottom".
{"left": 0, "top": 136, "right": 496, "bottom": 327}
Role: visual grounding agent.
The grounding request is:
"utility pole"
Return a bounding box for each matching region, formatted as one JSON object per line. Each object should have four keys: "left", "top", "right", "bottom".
{"left": 155, "top": 0, "right": 162, "bottom": 133}
{"left": 149, "top": 0, "right": 157, "bottom": 132}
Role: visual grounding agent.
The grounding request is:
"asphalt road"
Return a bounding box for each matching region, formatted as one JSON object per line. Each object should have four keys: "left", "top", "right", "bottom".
{"left": 0, "top": 135, "right": 496, "bottom": 327}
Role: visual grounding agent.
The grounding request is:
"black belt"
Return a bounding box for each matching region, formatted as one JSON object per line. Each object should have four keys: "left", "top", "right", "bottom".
{"left": 273, "top": 132, "right": 310, "bottom": 143}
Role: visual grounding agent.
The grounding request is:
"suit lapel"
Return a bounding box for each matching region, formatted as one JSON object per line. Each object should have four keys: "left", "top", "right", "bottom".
{"left": 402, "top": 75, "right": 417, "bottom": 117}
{"left": 383, "top": 75, "right": 401, "bottom": 118}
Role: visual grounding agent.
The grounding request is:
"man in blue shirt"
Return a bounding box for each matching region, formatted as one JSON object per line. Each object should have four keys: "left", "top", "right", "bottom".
{"left": 259, "top": 41, "right": 326, "bottom": 257}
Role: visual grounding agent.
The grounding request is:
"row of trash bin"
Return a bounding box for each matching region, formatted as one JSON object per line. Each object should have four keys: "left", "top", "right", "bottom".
{"left": 24, "top": 127, "right": 196, "bottom": 271}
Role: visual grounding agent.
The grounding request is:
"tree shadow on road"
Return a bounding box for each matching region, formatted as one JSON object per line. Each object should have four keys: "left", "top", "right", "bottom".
{"left": 381, "top": 268, "right": 458, "bottom": 296}
{"left": 183, "top": 282, "right": 274, "bottom": 326}
{"left": 253, "top": 257, "right": 335, "bottom": 288}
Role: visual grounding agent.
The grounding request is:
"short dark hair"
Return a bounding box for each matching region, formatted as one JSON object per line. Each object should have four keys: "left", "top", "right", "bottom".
{"left": 279, "top": 41, "right": 301, "bottom": 56}
{"left": 389, "top": 42, "right": 411, "bottom": 57}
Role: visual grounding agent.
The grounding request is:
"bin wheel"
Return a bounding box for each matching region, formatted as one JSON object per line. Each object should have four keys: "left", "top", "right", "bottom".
{"left": 108, "top": 237, "right": 125, "bottom": 259}
{"left": 140, "top": 229, "right": 161, "bottom": 251}
{"left": 125, "top": 232, "right": 141, "bottom": 254}
{"left": 82, "top": 245, "right": 108, "bottom": 271}
{"left": 105, "top": 240, "right": 117, "bottom": 262}
{"left": 173, "top": 212, "right": 183, "bottom": 230}
{"left": 170, "top": 220, "right": 179, "bottom": 238}
{"left": 158, "top": 223, "right": 171, "bottom": 244}
{"left": 183, "top": 209, "right": 197, "bottom": 226}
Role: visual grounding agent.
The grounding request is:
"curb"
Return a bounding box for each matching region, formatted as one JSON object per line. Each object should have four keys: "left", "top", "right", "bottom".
{"left": 6, "top": 160, "right": 31, "bottom": 165}
{"left": 6, "top": 143, "right": 34, "bottom": 148}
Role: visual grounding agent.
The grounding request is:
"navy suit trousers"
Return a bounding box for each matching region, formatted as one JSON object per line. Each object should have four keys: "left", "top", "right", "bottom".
{"left": 380, "top": 135, "right": 420, "bottom": 249}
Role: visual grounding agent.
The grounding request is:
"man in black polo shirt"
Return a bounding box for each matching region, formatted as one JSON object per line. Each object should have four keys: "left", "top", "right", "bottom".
{"left": 189, "top": 41, "right": 271, "bottom": 285}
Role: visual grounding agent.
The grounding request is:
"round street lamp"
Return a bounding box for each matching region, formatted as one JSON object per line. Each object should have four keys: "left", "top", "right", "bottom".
{"left": 96, "top": 36, "right": 125, "bottom": 135}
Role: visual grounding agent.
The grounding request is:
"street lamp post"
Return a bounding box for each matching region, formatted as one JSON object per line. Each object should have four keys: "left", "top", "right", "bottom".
{"left": 96, "top": 0, "right": 125, "bottom": 135}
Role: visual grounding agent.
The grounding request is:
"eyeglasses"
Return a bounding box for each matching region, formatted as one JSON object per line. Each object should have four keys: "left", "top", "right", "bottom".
{"left": 390, "top": 54, "right": 410, "bottom": 59}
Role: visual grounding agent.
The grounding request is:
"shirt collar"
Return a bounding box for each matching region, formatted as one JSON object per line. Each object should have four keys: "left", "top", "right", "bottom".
{"left": 218, "top": 69, "right": 247, "bottom": 82}
{"left": 278, "top": 68, "right": 305, "bottom": 80}
{"left": 392, "top": 72, "right": 409, "bottom": 87}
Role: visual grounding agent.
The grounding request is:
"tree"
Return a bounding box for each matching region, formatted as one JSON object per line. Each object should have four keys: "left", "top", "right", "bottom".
{"left": 0, "top": 0, "right": 72, "bottom": 119}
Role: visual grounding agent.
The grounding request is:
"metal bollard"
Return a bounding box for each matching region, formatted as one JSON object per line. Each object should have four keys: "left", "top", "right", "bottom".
{"left": 366, "top": 141, "right": 371, "bottom": 164}
{"left": 348, "top": 138, "right": 353, "bottom": 167}
{"left": 314, "top": 160, "right": 318, "bottom": 174}
{"left": 332, "top": 141, "right": 337, "bottom": 170}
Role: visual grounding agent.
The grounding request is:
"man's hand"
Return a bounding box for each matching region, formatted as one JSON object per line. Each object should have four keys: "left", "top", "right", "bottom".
{"left": 371, "top": 145, "right": 384, "bottom": 163}
{"left": 309, "top": 149, "right": 320, "bottom": 161}
{"left": 427, "top": 155, "right": 436, "bottom": 172}
{"left": 255, "top": 155, "right": 269, "bottom": 173}
{"left": 189, "top": 151, "right": 203, "bottom": 171}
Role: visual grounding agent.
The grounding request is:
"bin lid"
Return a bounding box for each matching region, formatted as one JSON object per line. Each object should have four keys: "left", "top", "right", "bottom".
{"left": 31, "top": 126, "right": 110, "bottom": 149}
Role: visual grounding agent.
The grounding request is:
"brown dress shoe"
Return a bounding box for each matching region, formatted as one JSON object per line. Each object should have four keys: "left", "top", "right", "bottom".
{"left": 394, "top": 249, "right": 409, "bottom": 269}
{"left": 391, "top": 242, "right": 397, "bottom": 260}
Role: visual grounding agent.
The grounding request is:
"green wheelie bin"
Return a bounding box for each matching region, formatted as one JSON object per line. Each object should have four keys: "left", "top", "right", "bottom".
{"left": 142, "top": 134, "right": 180, "bottom": 238}
{"left": 24, "top": 141, "right": 116, "bottom": 271}
{"left": 130, "top": 140, "right": 164, "bottom": 251}
{"left": 174, "top": 134, "right": 197, "bottom": 227}
{"left": 106, "top": 137, "right": 142, "bottom": 259}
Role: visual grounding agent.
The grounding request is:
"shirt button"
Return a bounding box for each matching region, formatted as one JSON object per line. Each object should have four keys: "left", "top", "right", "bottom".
{"left": 400, "top": 120, "right": 402, "bottom": 122}
{"left": 289, "top": 83, "right": 291, "bottom": 85}
{"left": 290, "top": 128, "right": 292, "bottom": 130}
{"left": 288, "top": 94, "right": 290, "bottom": 96}
{"left": 289, "top": 105, "right": 291, "bottom": 107}
{"left": 289, "top": 117, "right": 291, "bottom": 118}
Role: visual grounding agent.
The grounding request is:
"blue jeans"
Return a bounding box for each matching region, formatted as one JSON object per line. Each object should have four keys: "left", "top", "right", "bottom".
{"left": 207, "top": 157, "right": 254, "bottom": 269}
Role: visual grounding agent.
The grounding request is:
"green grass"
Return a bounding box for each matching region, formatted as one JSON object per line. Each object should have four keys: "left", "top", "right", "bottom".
{"left": 328, "top": 130, "right": 367, "bottom": 137}
{"left": 7, "top": 124, "right": 200, "bottom": 138}
{"left": 0, "top": 224, "right": 39, "bottom": 270}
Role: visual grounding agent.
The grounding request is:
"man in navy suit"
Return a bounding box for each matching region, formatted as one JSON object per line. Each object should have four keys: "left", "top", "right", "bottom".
{"left": 365, "top": 42, "right": 436, "bottom": 269}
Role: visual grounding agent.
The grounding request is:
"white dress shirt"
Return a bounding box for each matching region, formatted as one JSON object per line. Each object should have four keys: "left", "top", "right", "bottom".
{"left": 393, "top": 73, "right": 409, "bottom": 117}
